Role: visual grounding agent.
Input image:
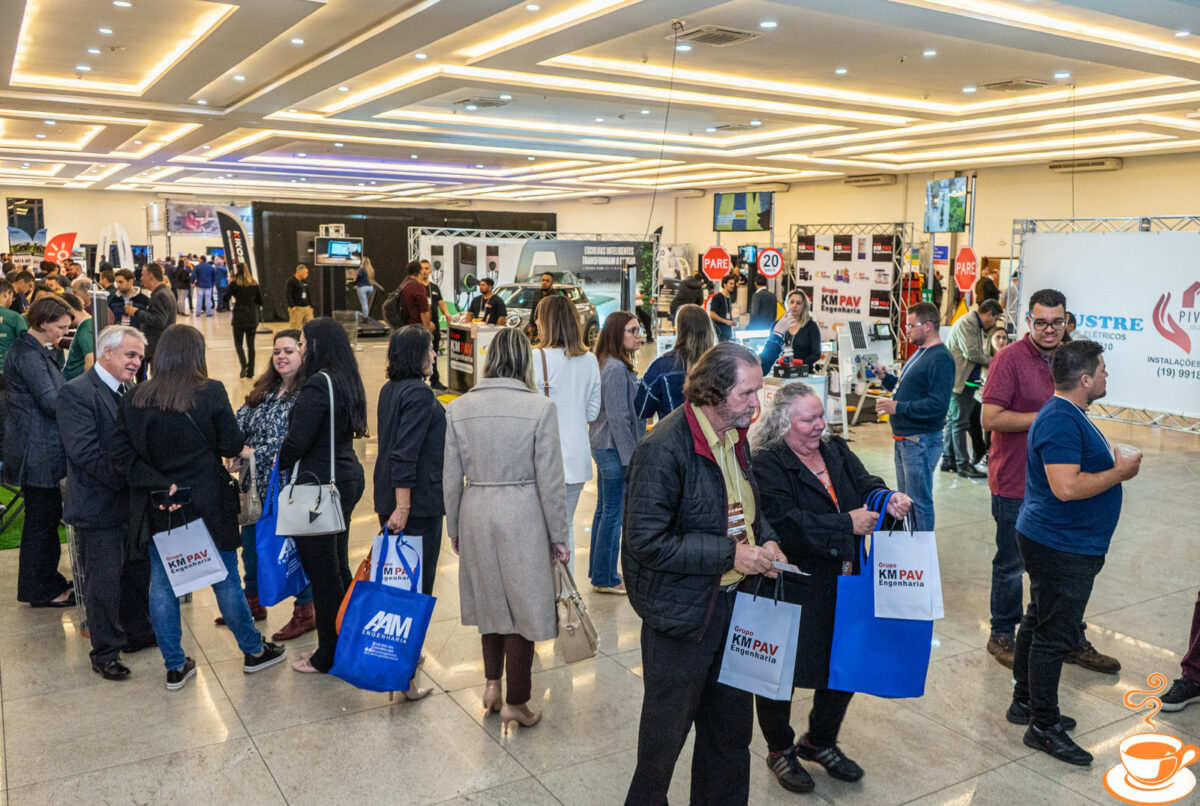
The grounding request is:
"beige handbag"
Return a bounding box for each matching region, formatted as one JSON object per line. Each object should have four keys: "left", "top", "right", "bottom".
{"left": 236, "top": 452, "right": 262, "bottom": 527}
{"left": 555, "top": 560, "right": 599, "bottom": 663}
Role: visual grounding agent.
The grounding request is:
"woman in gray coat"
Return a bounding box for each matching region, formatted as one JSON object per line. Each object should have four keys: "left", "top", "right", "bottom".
{"left": 444, "top": 328, "right": 569, "bottom": 732}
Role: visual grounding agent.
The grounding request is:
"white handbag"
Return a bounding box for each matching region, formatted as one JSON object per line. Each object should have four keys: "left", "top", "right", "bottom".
{"left": 275, "top": 372, "right": 346, "bottom": 537}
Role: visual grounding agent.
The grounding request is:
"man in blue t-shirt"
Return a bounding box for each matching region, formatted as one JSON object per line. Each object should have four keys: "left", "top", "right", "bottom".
{"left": 1008, "top": 340, "right": 1140, "bottom": 767}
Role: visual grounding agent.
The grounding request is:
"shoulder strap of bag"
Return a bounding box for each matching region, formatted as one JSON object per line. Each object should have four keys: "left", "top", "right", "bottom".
{"left": 321, "top": 371, "right": 336, "bottom": 486}
{"left": 539, "top": 349, "right": 550, "bottom": 397}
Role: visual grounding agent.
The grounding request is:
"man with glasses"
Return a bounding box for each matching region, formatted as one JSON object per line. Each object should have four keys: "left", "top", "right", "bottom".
{"left": 872, "top": 301, "right": 954, "bottom": 531}
{"left": 980, "top": 289, "right": 1121, "bottom": 674}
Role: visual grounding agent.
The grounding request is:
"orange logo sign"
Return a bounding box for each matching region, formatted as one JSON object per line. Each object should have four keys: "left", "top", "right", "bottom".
{"left": 1104, "top": 674, "right": 1198, "bottom": 804}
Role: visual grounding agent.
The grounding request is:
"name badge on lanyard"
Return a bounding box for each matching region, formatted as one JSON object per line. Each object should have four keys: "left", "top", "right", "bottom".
{"left": 727, "top": 501, "right": 747, "bottom": 544}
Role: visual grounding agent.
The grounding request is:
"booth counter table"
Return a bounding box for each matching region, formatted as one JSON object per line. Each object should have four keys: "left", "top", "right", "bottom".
{"left": 448, "top": 323, "right": 504, "bottom": 394}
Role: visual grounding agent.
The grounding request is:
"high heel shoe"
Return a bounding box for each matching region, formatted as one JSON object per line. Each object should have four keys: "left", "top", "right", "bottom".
{"left": 482, "top": 680, "right": 502, "bottom": 713}
{"left": 499, "top": 702, "right": 542, "bottom": 733}
{"left": 399, "top": 684, "right": 432, "bottom": 701}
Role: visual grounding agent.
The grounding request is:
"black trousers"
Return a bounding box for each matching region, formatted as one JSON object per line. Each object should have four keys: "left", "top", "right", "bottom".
{"left": 430, "top": 328, "right": 442, "bottom": 387}
{"left": 481, "top": 633, "right": 535, "bottom": 705}
{"left": 17, "top": 486, "right": 68, "bottom": 604}
{"left": 755, "top": 688, "right": 855, "bottom": 752}
{"left": 376, "top": 514, "right": 441, "bottom": 597}
{"left": 1011, "top": 533, "right": 1105, "bottom": 729}
{"left": 233, "top": 326, "right": 256, "bottom": 374}
{"left": 78, "top": 525, "right": 154, "bottom": 663}
{"left": 293, "top": 479, "right": 361, "bottom": 672}
{"left": 626, "top": 591, "right": 751, "bottom": 806}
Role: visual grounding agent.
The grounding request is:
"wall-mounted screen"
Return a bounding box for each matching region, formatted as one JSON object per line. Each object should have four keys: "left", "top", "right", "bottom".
{"left": 713, "top": 192, "right": 773, "bottom": 232}
{"left": 314, "top": 236, "right": 363, "bottom": 266}
{"left": 737, "top": 245, "right": 758, "bottom": 266}
{"left": 924, "top": 177, "right": 968, "bottom": 233}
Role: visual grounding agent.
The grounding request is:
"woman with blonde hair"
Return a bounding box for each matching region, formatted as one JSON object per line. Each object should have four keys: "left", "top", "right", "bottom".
{"left": 532, "top": 294, "right": 600, "bottom": 573}
{"left": 635, "top": 303, "right": 713, "bottom": 421}
{"left": 227, "top": 262, "right": 263, "bottom": 378}
{"left": 444, "top": 327, "right": 569, "bottom": 730}
{"left": 354, "top": 257, "right": 378, "bottom": 318}
{"left": 759, "top": 290, "right": 822, "bottom": 375}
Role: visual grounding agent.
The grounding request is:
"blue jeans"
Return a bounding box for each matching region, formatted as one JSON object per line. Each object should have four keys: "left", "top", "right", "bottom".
{"left": 942, "top": 389, "right": 976, "bottom": 466}
{"left": 990, "top": 495, "right": 1024, "bottom": 635}
{"left": 356, "top": 286, "right": 375, "bottom": 318}
{"left": 892, "top": 431, "right": 942, "bottom": 532}
{"left": 195, "top": 286, "right": 214, "bottom": 315}
{"left": 149, "top": 542, "right": 263, "bottom": 671}
{"left": 239, "top": 524, "right": 313, "bottom": 604}
{"left": 589, "top": 448, "right": 625, "bottom": 588}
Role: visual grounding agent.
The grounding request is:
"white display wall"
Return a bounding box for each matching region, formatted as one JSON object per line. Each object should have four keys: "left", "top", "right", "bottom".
{"left": 793, "top": 232, "right": 896, "bottom": 339}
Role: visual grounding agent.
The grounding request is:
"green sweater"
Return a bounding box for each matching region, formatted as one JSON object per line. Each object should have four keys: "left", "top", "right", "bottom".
{"left": 0, "top": 306, "right": 28, "bottom": 371}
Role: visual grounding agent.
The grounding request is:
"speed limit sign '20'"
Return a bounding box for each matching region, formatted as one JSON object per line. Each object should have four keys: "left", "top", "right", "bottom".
{"left": 757, "top": 247, "right": 783, "bottom": 278}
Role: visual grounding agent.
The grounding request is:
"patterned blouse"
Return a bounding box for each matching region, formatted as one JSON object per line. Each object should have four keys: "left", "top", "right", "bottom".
{"left": 236, "top": 389, "right": 297, "bottom": 503}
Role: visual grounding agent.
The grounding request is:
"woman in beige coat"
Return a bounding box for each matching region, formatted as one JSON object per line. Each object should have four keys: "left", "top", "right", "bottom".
{"left": 443, "top": 327, "right": 570, "bottom": 732}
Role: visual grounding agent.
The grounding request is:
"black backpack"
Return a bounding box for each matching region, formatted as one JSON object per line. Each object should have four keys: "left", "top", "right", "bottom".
{"left": 383, "top": 280, "right": 411, "bottom": 329}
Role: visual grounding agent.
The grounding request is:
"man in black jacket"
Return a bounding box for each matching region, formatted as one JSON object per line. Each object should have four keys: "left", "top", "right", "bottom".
{"left": 130, "top": 264, "right": 177, "bottom": 376}
{"left": 623, "top": 341, "right": 786, "bottom": 805}
{"left": 59, "top": 326, "right": 155, "bottom": 680}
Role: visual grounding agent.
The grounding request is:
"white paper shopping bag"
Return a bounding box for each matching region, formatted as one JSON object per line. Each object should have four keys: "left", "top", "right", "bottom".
{"left": 718, "top": 583, "right": 802, "bottom": 700}
{"left": 370, "top": 530, "right": 423, "bottom": 593}
{"left": 152, "top": 518, "right": 228, "bottom": 597}
{"left": 873, "top": 528, "right": 943, "bottom": 621}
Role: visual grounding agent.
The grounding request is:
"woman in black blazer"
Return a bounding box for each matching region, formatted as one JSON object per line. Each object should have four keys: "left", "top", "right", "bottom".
{"left": 111, "top": 324, "right": 285, "bottom": 690}
{"left": 227, "top": 262, "right": 264, "bottom": 378}
{"left": 749, "top": 382, "right": 911, "bottom": 792}
{"left": 279, "top": 317, "right": 367, "bottom": 675}
{"left": 3, "top": 296, "right": 74, "bottom": 607}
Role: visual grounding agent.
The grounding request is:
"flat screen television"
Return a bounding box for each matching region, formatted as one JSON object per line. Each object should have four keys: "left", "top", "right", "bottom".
{"left": 737, "top": 245, "right": 758, "bottom": 266}
{"left": 924, "top": 177, "right": 968, "bottom": 233}
{"left": 314, "top": 236, "right": 364, "bottom": 266}
{"left": 713, "top": 192, "right": 773, "bottom": 232}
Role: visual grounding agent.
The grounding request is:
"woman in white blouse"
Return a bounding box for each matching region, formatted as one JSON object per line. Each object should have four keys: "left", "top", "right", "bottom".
{"left": 532, "top": 294, "right": 602, "bottom": 574}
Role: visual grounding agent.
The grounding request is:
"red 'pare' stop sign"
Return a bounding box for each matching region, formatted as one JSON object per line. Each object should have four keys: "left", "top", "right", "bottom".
{"left": 954, "top": 246, "right": 978, "bottom": 292}
{"left": 702, "top": 246, "right": 732, "bottom": 281}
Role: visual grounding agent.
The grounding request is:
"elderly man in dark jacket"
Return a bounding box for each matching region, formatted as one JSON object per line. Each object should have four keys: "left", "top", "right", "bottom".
{"left": 623, "top": 341, "right": 786, "bottom": 806}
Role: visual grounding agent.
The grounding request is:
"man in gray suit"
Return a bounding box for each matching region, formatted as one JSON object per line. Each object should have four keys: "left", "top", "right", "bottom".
{"left": 58, "top": 325, "right": 155, "bottom": 680}
{"left": 943, "top": 299, "right": 1003, "bottom": 478}
{"left": 129, "top": 264, "right": 176, "bottom": 375}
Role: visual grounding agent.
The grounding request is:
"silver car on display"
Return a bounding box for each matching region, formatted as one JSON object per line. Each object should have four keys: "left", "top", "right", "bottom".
{"left": 495, "top": 282, "right": 601, "bottom": 346}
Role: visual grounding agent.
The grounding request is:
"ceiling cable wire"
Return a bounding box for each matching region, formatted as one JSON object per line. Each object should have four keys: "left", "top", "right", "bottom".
{"left": 642, "top": 20, "right": 684, "bottom": 241}
{"left": 1069, "top": 83, "right": 1077, "bottom": 219}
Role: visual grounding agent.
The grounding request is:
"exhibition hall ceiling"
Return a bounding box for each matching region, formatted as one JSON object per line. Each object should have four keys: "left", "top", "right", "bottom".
{"left": 2, "top": 0, "right": 1200, "bottom": 203}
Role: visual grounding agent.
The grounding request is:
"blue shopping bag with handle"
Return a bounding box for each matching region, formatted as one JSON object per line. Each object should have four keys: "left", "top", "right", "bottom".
{"left": 330, "top": 542, "right": 436, "bottom": 692}
{"left": 827, "top": 491, "right": 933, "bottom": 698}
{"left": 256, "top": 458, "right": 310, "bottom": 606}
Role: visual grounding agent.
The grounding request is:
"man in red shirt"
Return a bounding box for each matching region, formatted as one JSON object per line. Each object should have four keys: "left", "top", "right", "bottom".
{"left": 398, "top": 260, "right": 431, "bottom": 331}
{"left": 980, "top": 288, "right": 1120, "bottom": 674}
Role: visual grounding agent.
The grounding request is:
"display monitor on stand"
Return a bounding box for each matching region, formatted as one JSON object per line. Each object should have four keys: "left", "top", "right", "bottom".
{"left": 834, "top": 320, "right": 895, "bottom": 432}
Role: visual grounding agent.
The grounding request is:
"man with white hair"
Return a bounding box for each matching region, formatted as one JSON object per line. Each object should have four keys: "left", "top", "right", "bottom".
{"left": 58, "top": 326, "right": 156, "bottom": 680}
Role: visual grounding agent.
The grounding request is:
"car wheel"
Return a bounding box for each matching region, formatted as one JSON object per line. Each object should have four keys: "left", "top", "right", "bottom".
{"left": 585, "top": 321, "right": 600, "bottom": 347}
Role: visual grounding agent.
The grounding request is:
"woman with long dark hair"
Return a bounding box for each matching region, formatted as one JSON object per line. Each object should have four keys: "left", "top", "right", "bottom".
{"left": 4, "top": 296, "right": 74, "bottom": 607}
{"left": 588, "top": 311, "right": 645, "bottom": 594}
{"left": 111, "top": 324, "right": 286, "bottom": 690}
{"left": 635, "top": 303, "right": 714, "bottom": 421}
{"left": 228, "top": 262, "right": 264, "bottom": 378}
{"left": 279, "top": 318, "right": 367, "bottom": 675}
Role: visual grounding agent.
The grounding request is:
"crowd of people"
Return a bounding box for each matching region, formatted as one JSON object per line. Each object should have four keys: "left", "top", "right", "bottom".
{"left": 0, "top": 248, "right": 1185, "bottom": 803}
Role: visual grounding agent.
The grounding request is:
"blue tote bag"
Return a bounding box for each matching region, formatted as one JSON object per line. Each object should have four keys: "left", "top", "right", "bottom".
{"left": 330, "top": 545, "right": 436, "bottom": 693}
{"left": 827, "top": 491, "right": 933, "bottom": 698}
{"left": 255, "top": 458, "right": 310, "bottom": 606}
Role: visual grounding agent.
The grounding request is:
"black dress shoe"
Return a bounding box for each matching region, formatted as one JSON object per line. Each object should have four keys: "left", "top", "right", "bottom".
{"left": 957, "top": 464, "right": 988, "bottom": 480}
{"left": 1005, "top": 700, "right": 1077, "bottom": 731}
{"left": 92, "top": 659, "right": 132, "bottom": 680}
{"left": 1023, "top": 723, "right": 1092, "bottom": 766}
{"left": 31, "top": 591, "right": 76, "bottom": 608}
{"left": 940, "top": 459, "right": 957, "bottom": 473}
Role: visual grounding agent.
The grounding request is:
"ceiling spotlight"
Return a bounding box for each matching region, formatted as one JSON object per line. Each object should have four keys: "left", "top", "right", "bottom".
{"left": 369, "top": 180, "right": 375, "bottom": 185}
{"left": 233, "top": 74, "right": 245, "bottom": 81}
{"left": 705, "top": 127, "right": 716, "bottom": 132}
{"left": 526, "top": 3, "right": 540, "bottom": 9}
{"left": 923, "top": 49, "right": 937, "bottom": 57}
{"left": 410, "top": 153, "right": 418, "bottom": 158}
{"left": 676, "top": 43, "right": 691, "bottom": 52}
{"left": 113, "top": 0, "right": 131, "bottom": 6}
{"left": 333, "top": 142, "right": 344, "bottom": 147}
{"left": 528, "top": 156, "right": 536, "bottom": 160}
{"left": 133, "top": 140, "right": 142, "bottom": 144}
{"left": 201, "top": 144, "right": 210, "bottom": 149}
{"left": 464, "top": 104, "right": 478, "bottom": 110}
{"left": 98, "top": 27, "right": 113, "bottom": 34}
{"left": 290, "top": 179, "right": 297, "bottom": 183}
{"left": 749, "top": 119, "right": 762, "bottom": 126}
{"left": 595, "top": 117, "right": 605, "bottom": 122}
{"left": 475, "top": 163, "right": 484, "bottom": 168}
{"left": 197, "top": 99, "right": 207, "bottom": 104}
{"left": 297, "top": 152, "right": 307, "bottom": 157}
{"left": 44, "top": 120, "right": 55, "bottom": 125}
{"left": 414, "top": 52, "right": 427, "bottom": 59}
{"left": 225, "top": 173, "right": 232, "bottom": 177}
{"left": 835, "top": 67, "right": 848, "bottom": 75}
{"left": 499, "top": 93, "right": 512, "bottom": 100}
{"left": 1054, "top": 71, "right": 1070, "bottom": 79}
{"left": 75, "top": 64, "right": 92, "bottom": 71}
{"left": 640, "top": 109, "right": 650, "bottom": 114}
{"left": 759, "top": 20, "right": 777, "bottom": 29}
{"left": 1176, "top": 30, "right": 1190, "bottom": 37}
{"left": 337, "top": 86, "right": 349, "bottom": 92}
{"left": 87, "top": 47, "right": 101, "bottom": 54}
{"left": 299, "top": 178, "right": 306, "bottom": 181}
{"left": 35, "top": 133, "right": 46, "bottom": 139}
{"left": 287, "top": 108, "right": 297, "bottom": 113}
{"left": 290, "top": 37, "right": 304, "bottom": 45}
{"left": 962, "top": 85, "right": 977, "bottom": 93}
{"left": 357, "top": 182, "right": 364, "bottom": 186}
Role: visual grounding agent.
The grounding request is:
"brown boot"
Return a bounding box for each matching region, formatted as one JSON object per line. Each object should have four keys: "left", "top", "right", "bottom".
{"left": 215, "top": 593, "right": 268, "bottom": 626}
{"left": 271, "top": 603, "right": 316, "bottom": 641}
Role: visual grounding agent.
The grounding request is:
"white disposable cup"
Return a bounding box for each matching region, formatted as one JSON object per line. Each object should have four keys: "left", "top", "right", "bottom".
{"left": 1115, "top": 443, "right": 1142, "bottom": 459}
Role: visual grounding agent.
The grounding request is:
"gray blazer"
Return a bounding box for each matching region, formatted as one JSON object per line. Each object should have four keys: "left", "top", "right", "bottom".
{"left": 946, "top": 310, "right": 991, "bottom": 394}
{"left": 2, "top": 332, "right": 66, "bottom": 488}
{"left": 589, "top": 356, "right": 645, "bottom": 465}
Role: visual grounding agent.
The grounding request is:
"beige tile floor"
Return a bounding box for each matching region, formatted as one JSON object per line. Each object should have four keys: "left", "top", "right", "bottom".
{"left": 2, "top": 313, "right": 1199, "bottom": 805}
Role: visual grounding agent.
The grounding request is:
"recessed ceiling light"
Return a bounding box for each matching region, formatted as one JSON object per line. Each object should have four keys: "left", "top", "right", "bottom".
{"left": 333, "top": 142, "right": 344, "bottom": 147}
{"left": 299, "top": 178, "right": 306, "bottom": 181}
{"left": 414, "top": 52, "right": 427, "bottom": 60}
{"left": 357, "top": 182, "right": 364, "bottom": 186}
{"left": 233, "top": 74, "right": 245, "bottom": 81}
{"left": 196, "top": 99, "right": 207, "bottom": 104}
{"left": 133, "top": 140, "right": 142, "bottom": 144}
{"left": 35, "top": 133, "right": 46, "bottom": 139}
{"left": 640, "top": 109, "right": 650, "bottom": 114}
{"left": 1054, "top": 71, "right": 1071, "bottom": 79}
{"left": 225, "top": 173, "right": 232, "bottom": 177}
{"left": 595, "top": 117, "right": 605, "bottom": 122}
{"left": 526, "top": 3, "right": 540, "bottom": 9}
{"left": 759, "top": 20, "right": 777, "bottom": 29}
{"left": 369, "top": 180, "right": 375, "bottom": 185}
{"left": 528, "top": 156, "right": 536, "bottom": 160}
{"left": 297, "top": 152, "right": 306, "bottom": 157}
{"left": 962, "top": 85, "right": 977, "bottom": 93}
{"left": 464, "top": 104, "right": 478, "bottom": 110}
{"left": 749, "top": 119, "right": 762, "bottom": 126}
{"left": 410, "top": 154, "right": 418, "bottom": 158}
{"left": 475, "top": 163, "right": 484, "bottom": 168}
{"left": 44, "top": 120, "right": 54, "bottom": 125}
{"left": 98, "top": 27, "right": 113, "bottom": 34}
{"left": 290, "top": 179, "right": 297, "bottom": 183}
{"left": 705, "top": 127, "right": 716, "bottom": 132}
{"left": 87, "top": 47, "right": 101, "bottom": 54}
{"left": 835, "top": 67, "right": 848, "bottom": 75}
{"left": 290, "top": 37, "right": 304, "bottom": 45}
{"left": 337, "top": 86, "right": 349, "bottom": 92}
{"left": 287, "top": 108, "right": 297, "bottom": 113}
{"left": 113, "top": 0, "right": 131, "bottom": 6}
{"left": 676, "top": 43, "right": 691, "bottom": 52}
{"left": 923, "top": 49, "right": 937, "bottom": 57}
{"left": 75, "top": 64, "right": 92, "bottom": 71}
{"left": 201, "top": 144, "right": 210, "bottom": 149}
{"left": 1176, "top": 30, "right": 1190, "bottom": 37}
{"left": 499, "top": 94, "right": 512, "bottom": 100}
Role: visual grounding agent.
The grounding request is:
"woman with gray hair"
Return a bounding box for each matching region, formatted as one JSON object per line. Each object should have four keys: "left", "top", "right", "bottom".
{"left": 748, "top": 381, "right": 912, "bottom": 794}
{"left": 443, "top": 327, "right": 569, "bottom": 731}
